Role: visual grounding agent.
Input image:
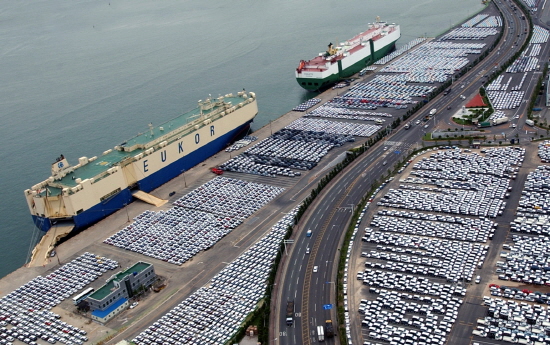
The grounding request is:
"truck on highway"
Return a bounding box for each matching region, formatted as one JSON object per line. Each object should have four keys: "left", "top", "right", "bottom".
{"left": 317, "top": 325, "right": 325, "bottom": 342}
{"left": 325, "top": 320, "right": 334, "bottom": 337}
{"left": 429, "top": 108, "right": 437, "bottom": 116}
{"left": 477, "top": 121, "right": 491, "bottom": 128}
{"left": 526, "top": 119, "right": 535, "bottom": 126}
{"left": 491, "top": 117, "right": 509, "bottom": 126}
{"left": 286, "top": 301, "right": 295, "bottom": 326}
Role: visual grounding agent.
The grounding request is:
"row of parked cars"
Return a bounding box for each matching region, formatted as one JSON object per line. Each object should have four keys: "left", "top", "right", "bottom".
{"left": 474, "top": 297, "right": 550, "bottom": 344}
{"left": 516, "top": 165, "right": 550, "bottom": 216}
{"left": 306, "top": 105, "right": 393, "bottom": 122}
{"left": 220, "top": 128, "right": 355, "bottom": 176}
{"left": 105, "top": 177, "right": 284, "bottom": 265}
{"left": 0, "top": 304, "right": 88, "bottom": 345}
{"left": 361, "top": 289, "right": 462, "bottom": 345}
{"left": 471, "top": 146, "right": 550, "bottom": 343}
{"left": 362, "top": 229, "right": 488, "bottom": 284}
{"left": 173, "top": 177, "right": 285, "bottom": 219}
{"left": 369, "top": 212, "right": 497, "bottom": 243}
{"left": 537, "top": 141, "right": 550, "bottom": 163}
{"left": 6, "top": 252, "right": 117, "bottom": 312}
{"left": 495, "top": 234, "right": 550, "bottom": 287}
{"left": 132, "top": 208, "right": 299, "bottom": 345}
{"left": 292, "top": 98, "right": 321, "bottom": 112}
{"left": 373, "top": 37, "right": 428, "bottom": 66}
{"left": 285, "top": 117, "right": 381, "bottom": 137}
{"left": 355, "top": 147, "right": 523, "bottom": 344}
{"left": 341, "top": 74, "right": 436, "bottom": 106}
{"left": 489, "top": 284, "right": 550, "bottom": 303}
{"left": 0, "top": 252, "right": 115, "bottom": 345}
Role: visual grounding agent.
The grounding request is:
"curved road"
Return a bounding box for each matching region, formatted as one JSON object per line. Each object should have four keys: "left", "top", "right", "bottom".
{"left": 274, "top": 1, "right": 533, "bottom": 344}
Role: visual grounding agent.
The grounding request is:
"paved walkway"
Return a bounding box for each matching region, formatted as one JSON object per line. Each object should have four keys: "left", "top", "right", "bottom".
{"left": 240, "top": 335, "right": 260, "bottom": 345}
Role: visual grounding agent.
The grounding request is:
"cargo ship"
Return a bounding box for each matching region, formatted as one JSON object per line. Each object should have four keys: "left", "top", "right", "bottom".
{"left": 25, "top": 91, "right": 258, "bottom": 232}
{"left": 295, "top": 18, "right": 400, "bottom": 91}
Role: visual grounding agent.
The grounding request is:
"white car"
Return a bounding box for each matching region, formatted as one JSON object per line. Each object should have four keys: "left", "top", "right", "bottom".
{"left": 129, "top": 302, "right": 138, "bottom": 309}
{"left": 424, "top": 124, "right": 429, "bottom": 129}
{"left": 313, "top": 266, "right": 318, "bottom": 273}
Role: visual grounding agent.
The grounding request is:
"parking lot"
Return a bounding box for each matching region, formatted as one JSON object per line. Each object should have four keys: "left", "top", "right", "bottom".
{"left": 131, "top": 208, "right": 299, "bottom": 345}
{"left": 348, "top": 144, "right": 550, "bottom": 345}
{"left": 104, "top": 177, "right": 285, "bottom": 265}
{"left": 0, "top": 252, "right": 118, "bottom": 345}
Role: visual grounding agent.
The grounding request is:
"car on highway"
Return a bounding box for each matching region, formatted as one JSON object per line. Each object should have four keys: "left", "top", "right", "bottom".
{"left": 130, "top": 302, "right": 139, "bottom": 309}
{"left": 512, "top": 124, "right": 517, "bottom": 128}
{"left": 415, "top": 120, "right": 421, "bottom": 125}
{"left": 313, "top": 266, "right": 318, "bottom": 273}
{"left": 382, "top": 161, "right": 387, "bottom": 166}
{"left": 306, "top": 248, "right": 310, "bottom": 254}
{"left": 424, "top": 124, "right": 429, "bottom": 129}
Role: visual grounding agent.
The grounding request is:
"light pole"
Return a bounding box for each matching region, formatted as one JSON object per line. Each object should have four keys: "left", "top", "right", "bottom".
{"left": 283, "top": 240, "right": 294, "bottom": 255}
{"left": 123, "top": 203, "right": 130, "bottom": 222}
{"left": 181, "top": 169, "right": 187, "bottom": 188}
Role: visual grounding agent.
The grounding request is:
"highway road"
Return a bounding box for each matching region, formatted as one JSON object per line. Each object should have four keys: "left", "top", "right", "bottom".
{"left": 274, "top": 1, "right": 538, "bottom": 344}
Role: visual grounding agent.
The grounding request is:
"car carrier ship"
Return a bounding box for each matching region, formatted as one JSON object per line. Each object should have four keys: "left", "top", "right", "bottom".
{"left": 295, "top": 17, "right": 400, "bottom": 91}
{"left": 25, "top": 91, "right": 258, "bottom": 233}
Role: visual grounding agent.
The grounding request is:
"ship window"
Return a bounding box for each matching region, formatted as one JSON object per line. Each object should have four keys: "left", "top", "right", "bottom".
{"left": 314, "top": 83, "right": 318, "bottom": 86}
{"left": 301, "top": 82, "right": 306, "bottom": 85}
{"left": 308, "top": 82, "right": 312, "bottom": 85}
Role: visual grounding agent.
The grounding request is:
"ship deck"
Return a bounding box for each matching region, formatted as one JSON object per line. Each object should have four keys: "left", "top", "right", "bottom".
{"left": 300, "top": 23, "right": 398, "bottom": 72}
{"left": 46, "top": 95, "right": 247, "bottom": 191}
{"left": 122, "top": 95, "right": 243, "bottom": 148}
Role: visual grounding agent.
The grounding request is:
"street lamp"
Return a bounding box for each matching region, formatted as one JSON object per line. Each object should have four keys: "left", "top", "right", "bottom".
{"left": 123, "top": 203, "right": 130, "bottom": 222}
{"left": 283, "top": 240, "right": 294, "bottom": 255}
{"left": 181, "top": 169, "right": 187, "bottom": 187}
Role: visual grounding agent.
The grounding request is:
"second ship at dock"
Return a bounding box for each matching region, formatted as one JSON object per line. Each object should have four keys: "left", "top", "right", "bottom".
{"left": 25, "top": 91, "right": 258, "bottom": 233}
{"left": 295, "top": 17, "right": 400, "bottom": 91}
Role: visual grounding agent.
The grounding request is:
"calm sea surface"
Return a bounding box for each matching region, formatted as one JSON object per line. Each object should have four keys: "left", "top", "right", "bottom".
{"left": 0, "top": 0, "right": 484, "bottom": 278}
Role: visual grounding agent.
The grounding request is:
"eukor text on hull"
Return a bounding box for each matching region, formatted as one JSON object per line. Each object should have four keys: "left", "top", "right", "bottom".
{"left": 25, "top": 91, "right": 258, "bottom": 233}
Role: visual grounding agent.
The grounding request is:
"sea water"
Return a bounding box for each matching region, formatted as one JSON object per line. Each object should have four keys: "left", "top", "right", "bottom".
{"left": 0, "top": 0, "right": 484, "bottom": 278}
